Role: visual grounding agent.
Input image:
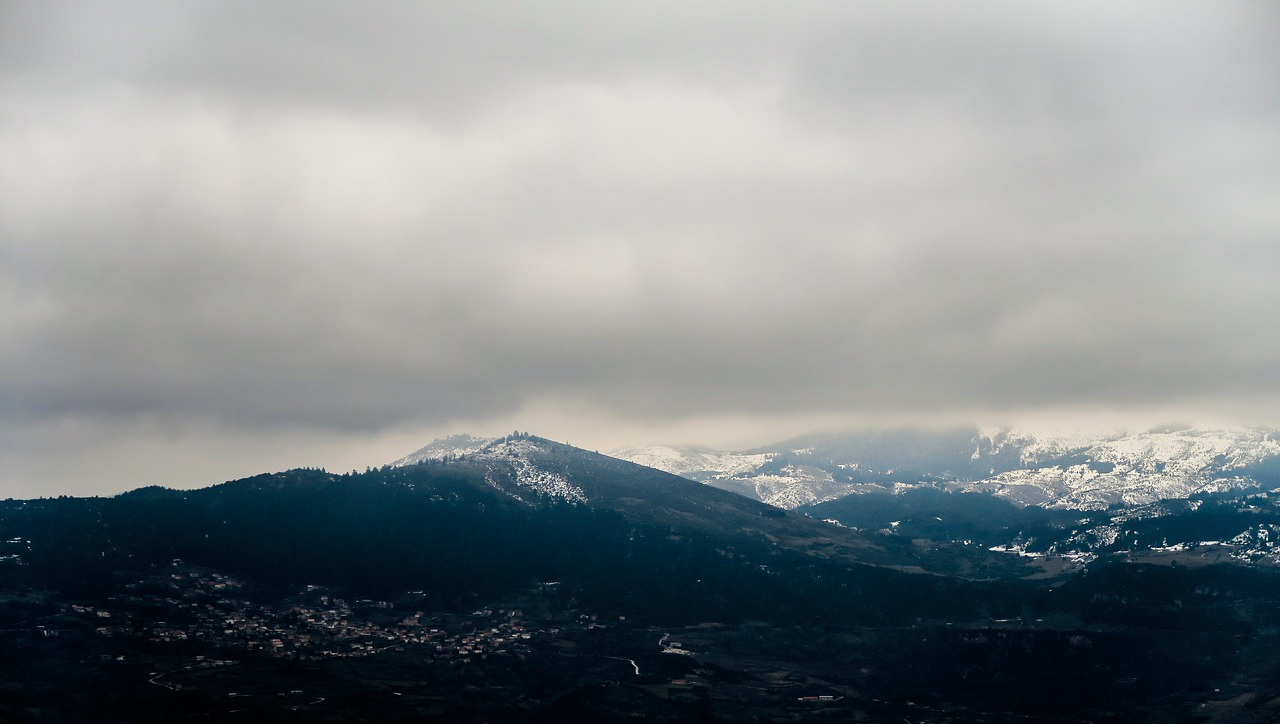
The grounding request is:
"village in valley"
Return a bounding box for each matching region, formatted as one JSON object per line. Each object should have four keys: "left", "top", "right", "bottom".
{"left": 9, "top": 555, "right": 1280, "bottom": 722}
{"left": 3, "top": 561, "right": 867, "bottom": 720}
{"left": 79, "top": 562, "right": 541, "bottom": 663}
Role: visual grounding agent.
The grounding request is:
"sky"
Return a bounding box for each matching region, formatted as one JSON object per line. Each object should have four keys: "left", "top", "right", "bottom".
{"left": 3, "top": 2, "right": 1280, "bottom": 497}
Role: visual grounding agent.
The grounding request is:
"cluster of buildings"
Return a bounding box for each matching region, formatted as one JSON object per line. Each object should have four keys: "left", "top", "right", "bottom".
{"left": 67, "top": 563, "right": 542, "bottom": 663}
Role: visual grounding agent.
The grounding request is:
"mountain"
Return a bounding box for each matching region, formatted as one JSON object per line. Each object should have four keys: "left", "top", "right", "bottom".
{"left": 612, "top": 427, "right": 1280, "bottom": 570}
{"left": 1, "top": 434, "right": 1032, "bottom": 612}
{"left": 381, "top": 434, "right": 1028, "bottom": 576}
{"left": 7, "top": 433, "right": 1280, "bottom": 722}
{"left": 613, "top": 425, "right": 1280, "bottom": 511}
{"left": 379, "top": 431, "right": 1280, "bottom": 572}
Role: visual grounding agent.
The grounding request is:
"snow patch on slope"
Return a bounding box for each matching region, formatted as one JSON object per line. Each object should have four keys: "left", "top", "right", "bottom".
{"left": 474, "top": 438, "right": 588, "bottom": 505}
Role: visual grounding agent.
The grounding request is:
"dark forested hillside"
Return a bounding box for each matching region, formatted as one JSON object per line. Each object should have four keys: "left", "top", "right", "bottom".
{"left": 0, "top": 460, "right": 1028, "bottom": 626}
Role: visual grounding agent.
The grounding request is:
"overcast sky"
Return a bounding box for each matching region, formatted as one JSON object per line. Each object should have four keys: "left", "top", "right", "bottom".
{"left": 3, "top": 2, "right": 1279, "bottom": 497}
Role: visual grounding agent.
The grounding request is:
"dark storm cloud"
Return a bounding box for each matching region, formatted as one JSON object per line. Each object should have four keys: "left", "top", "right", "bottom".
{"left": 3, "top": 2, "right": 1280, "bottom": 494}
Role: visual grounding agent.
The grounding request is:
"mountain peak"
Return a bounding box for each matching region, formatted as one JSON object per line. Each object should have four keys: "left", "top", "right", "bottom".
{"left": 389, "top": 433, "right": 498, "bottom": 466}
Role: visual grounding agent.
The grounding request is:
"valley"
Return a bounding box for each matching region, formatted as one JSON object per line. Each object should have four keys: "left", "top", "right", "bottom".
{"left": 7, "top": 559, "right": 1280, "bottom": 722}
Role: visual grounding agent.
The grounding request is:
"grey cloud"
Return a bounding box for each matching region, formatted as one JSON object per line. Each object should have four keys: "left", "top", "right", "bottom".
{"left": 3, "top": 2, "right": 1280, "bottom": 494}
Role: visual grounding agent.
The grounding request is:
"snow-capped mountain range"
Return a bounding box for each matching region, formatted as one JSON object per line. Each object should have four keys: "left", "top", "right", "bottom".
{"left": 609, "top": 426, "right": 1280, "bottom": 511}
{"left": 389, "top": 426, "right": 1280, "bottom": 519}
{"left": 967, "top": 426, "right": 1280, "bottom": 509}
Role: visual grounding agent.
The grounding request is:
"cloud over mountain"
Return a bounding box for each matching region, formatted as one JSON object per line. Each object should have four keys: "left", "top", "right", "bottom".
{"left": 3, "top": 2, "right": 1279, "bottom": 495}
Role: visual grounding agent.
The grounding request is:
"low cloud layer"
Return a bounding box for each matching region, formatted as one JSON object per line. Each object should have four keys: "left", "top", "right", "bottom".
{"left": 3, "top": 2, "right": 1279, "bottom": 495}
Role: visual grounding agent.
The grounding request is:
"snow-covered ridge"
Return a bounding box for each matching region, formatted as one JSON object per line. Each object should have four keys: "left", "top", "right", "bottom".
{"left": 974, "top": 427, "right": 1280, "bottom": 510}
{"left": 1087, "top": 427, "right": 1279, "bottom": 473}
{"left": 608, "top": 446, "right": 773, "bottom": 479}
{"left": 611, "top": 427, "right": 1280, "bottom": 511}
{"left": 744, "top": 468, "right": 852, "bottom": 509}
{"left": 980, "top": 427, "right": 1128, "bottom": 465}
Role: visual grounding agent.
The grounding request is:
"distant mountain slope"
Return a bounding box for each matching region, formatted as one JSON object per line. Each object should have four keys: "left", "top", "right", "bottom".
{"left": 604, "top": 444, "right": 853, "bottom": 508}
{"left": 613, "top": 426, "right": 1280, "bottom": 512}
{"left": 606, "top": 445, "right": 855, "bottom": 509}
{"left": 605, "top": 445, "right": 772, "bottom": 480}
{"left": 969, "top": 427, "right": 1280, "bottom": 508}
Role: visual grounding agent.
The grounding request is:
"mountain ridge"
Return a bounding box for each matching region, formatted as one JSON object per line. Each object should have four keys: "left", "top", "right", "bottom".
{"left": 611, "top": 425, "right": 1280, "bottom": 511}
